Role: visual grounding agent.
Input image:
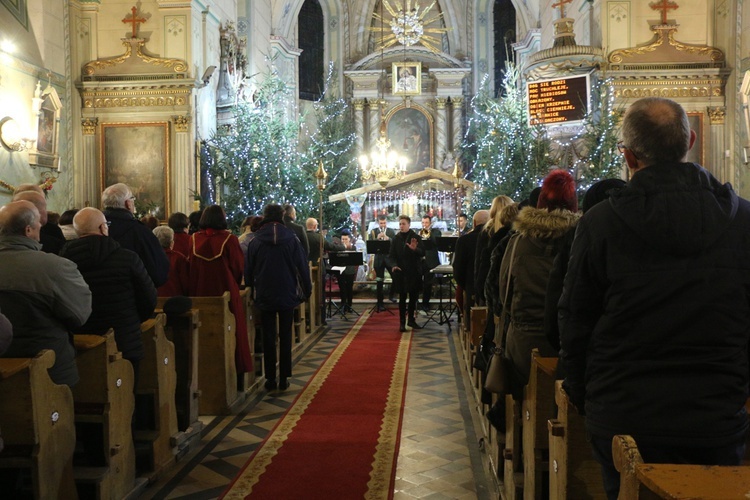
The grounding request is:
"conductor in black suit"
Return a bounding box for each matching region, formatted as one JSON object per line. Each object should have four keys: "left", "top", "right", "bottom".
{"left": 388, "top": 215, "right": 424, "bottom": 332}
{"left": 368, "top": 215, "right": 396, "bottom": 311}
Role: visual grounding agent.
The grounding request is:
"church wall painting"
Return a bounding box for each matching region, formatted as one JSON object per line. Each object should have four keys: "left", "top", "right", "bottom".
{"left": 386, "top": 105, "right": 433, "bottom": 174}
{"left": 100, "top": 122, "right": 170, "bottom": 219}
{"left": 392, "top": 62, "right": 421, "bottom": 96}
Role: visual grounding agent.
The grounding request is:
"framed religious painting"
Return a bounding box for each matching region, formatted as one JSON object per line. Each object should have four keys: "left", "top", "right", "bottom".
{"left": 386, "top": 104, "right": 433, "bottom": 173}
{"left": 392, "top": 62, "right": 421, "bottom": 96}
{"left": 100, "top": 122, "right": 170, "bottom": 219}
{"left": 28, "top": 84, "right": 62, "bottom": 170}
{"left": 686, "top": 112, "right": 704, "bottom": 166}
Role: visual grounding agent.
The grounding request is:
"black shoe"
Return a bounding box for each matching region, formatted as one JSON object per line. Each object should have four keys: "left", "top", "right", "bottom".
{"left": 279, "top": 377, "right": 289, "bottom": 391}
{"left": 399, "top": 327, "right": 407, "bottom": 333}
{"left": 407, "top": 320, "right": 423, "bottom": 330}
{"left": 376, "top": 303, "right": 386, "bottom": 312}
{"left": 389, "top": 297, "right": 398, "bottom": 303}
{"left": 321, "top": 319, "right": 328, "bottom": 325}
{"left": 264, "top": 379, "right": 277, "bottom": 391}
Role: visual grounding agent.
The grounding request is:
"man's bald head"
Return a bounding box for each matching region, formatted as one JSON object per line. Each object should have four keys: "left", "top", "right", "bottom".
{"left": 0, "top": 200, "right": 41, "bottom": 240}
{"left": 12, "top": 191, "right": 47, "bottom": 225}
{"left": 473, "top": 210, "right": 490, "bottom": 226}
{"left": 306, "top": 218, "right": 318, "bottom": 230}
{"left": 73, "top": 207, "right": 108, "bottom": 238}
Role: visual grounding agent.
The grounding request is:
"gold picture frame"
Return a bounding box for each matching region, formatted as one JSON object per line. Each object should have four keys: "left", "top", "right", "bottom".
{"left": 392, "top": 62, "right": 421, "bottom": 96}
{"left": 100, "top": 122, "right": 170, "bottom": 219}
{"left": 386, "top": 103, "right": 433, "bottom": 172}
{"left": 28, "top": 84, "right": 62, "bottom": 170}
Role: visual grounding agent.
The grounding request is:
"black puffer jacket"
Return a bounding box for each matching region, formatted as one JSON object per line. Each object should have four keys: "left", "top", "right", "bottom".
{"left": 61, "top": 235, "right": 157, "bottom": 361}
{"left": 559, "top": 162, "right": 750, "bottom": 447}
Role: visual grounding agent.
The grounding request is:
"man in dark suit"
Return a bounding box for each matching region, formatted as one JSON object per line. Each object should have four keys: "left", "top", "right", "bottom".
{"left": 283, "top": 204, "right": 309, "bottom": 257}
{"left": 419, "top": 215, "right": 441, "bottom": 312}
{"left": 388, "top": 215, "right": 425, "bottom": 332}
{"left": 452, "top": 210, "right": 489, "bottom": 326}
{"left": 368, "top": 215, "right": 397, "bottom": 311}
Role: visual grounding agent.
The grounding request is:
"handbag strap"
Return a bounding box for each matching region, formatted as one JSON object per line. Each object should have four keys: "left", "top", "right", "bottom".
{"left": 497, "top": 234, "right": 520, "bottom": 352}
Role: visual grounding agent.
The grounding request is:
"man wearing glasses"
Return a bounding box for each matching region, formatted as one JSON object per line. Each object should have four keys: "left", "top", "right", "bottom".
{"left": 559, "top": 97, "right": 750, "bottom": 499}
{"left": 102, "top": 183, "right": 170, "bottom": 287}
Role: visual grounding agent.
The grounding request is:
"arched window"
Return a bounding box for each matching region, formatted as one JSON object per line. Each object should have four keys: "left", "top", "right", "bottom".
{"left": 298, "top": 0, "right": 325, "bottom": 101}
{"left": 493, "top": 0, "right": 516, "bottom": 96}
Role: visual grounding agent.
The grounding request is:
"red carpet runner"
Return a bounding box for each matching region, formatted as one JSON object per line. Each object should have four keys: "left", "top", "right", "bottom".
{"left": 221, "top": 311, "right": 411, "bottom": 499}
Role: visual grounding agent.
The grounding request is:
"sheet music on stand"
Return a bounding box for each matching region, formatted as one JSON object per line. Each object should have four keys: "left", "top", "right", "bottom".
{"left": 432, "top": 264, "right": 454, "bottom": 274}
{"left": 331, "top": 266, "right": 346, "bottom": 273}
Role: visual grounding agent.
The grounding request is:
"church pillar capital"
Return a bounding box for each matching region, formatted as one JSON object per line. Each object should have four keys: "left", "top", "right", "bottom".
{"left": 173, "top": 115, "right": 191, "bottom": 133}
{"left": 82, "top": 117, "right": 98, "bottom": 135}
{"left": 435, "top": 97, "right": 448, "bottom": 110}
{"left": 708, "top": 106, "right": 725, "bottom": 125}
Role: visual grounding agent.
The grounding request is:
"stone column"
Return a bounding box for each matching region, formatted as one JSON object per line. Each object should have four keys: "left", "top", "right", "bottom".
{"left": 708, "top": 107, "right": 726, "bottom": 183}
{"left": 369, "top": 99, "right": 383, "bottom": 149}
{"left": 171, "top": 115, "right": 192, "bottom": 215}
{"left": 80, "top": 117, "right": 98, "bottom": 207}
{"left": 353, "top": 99, "right": 365, "bottom": 154}
{"left": 435, "top": 97, "right": 448, "bottom": 159}
{"left": 450, "top": 98, "right": 464, "bottom": 151}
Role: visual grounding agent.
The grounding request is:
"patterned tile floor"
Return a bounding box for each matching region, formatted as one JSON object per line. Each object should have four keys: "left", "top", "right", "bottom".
{"left": 141, "top": 304, "right": 499, "bottom": 499}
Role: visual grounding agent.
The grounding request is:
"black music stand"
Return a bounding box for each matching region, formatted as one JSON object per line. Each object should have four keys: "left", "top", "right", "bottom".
{"left": 436, "top": 236, "right": 458, "bottom": 254}
{"left": 365, "top": 240, "right": 394, "bottom": 315}
{"left": 328, "top": 251, "right": 364, "bottom": 319}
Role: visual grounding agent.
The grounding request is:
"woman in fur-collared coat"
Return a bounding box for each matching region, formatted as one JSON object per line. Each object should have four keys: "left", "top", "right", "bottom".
{"left": 499, "top": 170, "right": 580, "bottom": 397}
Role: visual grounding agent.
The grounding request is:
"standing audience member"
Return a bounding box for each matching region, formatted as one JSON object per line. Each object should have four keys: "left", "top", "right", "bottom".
{"left": 474, "top": 195, "right": 514, "bottom": 306}
{"left": 559, "top": 97, "right": 750, "bottom": 499}
{"left": 61, "top": 207, "right": 157, "bottom": 388}
{"left": 499, "top": 170, "right": 579, "bottom": 397}
{"left": 305, "top": 217, "right": 332, "bottom": 324}
{"left": 335, "top": 232, "right": 358, "bottom": 313}
{"left": 388, "top": 215, "right": 425, "bottom": 332}
{"left": 168, "top": 212, "right": 191, "bottom": 256}
{"left": 188, "top": 205, "right": 253, "bottom": 373}
{"left": 544, "top": 178, "right": 625, "bottom": 354}
{"left": 187, "top": 210, "right": 202, "bottom": 235}
{"left": 0, "top": 310, "right": 11, "bottom": 356}
{"left": 419, "top": 215, "right": 441, "bottom": 312}
{"left": 246, "top": 204, "right": 311, "bottom": 391}
{"left": 0, "top": 201, "right": 91, "bottom": 386}
{"left": 13, "top": 188, "right": 65, "bottom": 254}
{"left": 153, "top": 225, "right": 190, "bottom": 297}
{"left": 59, "top": 209, "right": 80, "bottom": 240}
{"left": 239, "top": 215, "right": 263, "bottom": 259}
{"left": 452, "top": 210, "right": 490, "bottom": 324}
{"left": 368, "top": 215, "right": 397, "bottom": 311}
{"left": 102, "top": 183, "right": 170, "bottom": 287}
{"left": 282, "top": 203, "right": 310, "bottom": 257}
{"left": 140, "top": 215, "right": 159, "bottom": 230}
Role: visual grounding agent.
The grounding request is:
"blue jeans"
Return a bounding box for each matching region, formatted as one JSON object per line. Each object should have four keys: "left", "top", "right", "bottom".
{"left": 588, "top": 433, "right": 747, "bottom": 500}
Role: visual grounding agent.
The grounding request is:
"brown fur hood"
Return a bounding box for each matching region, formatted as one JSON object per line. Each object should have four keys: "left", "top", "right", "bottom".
{"left": 512, "top": 207, "right": 580, "bottom": 240}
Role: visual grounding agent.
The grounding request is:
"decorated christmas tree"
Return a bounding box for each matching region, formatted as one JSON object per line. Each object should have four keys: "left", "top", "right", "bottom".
{"left": 300, "top": 64, "right": 360, "bottom": 233}
{"left": 204, "top": 66, "right": 315, "bottom": 231}
{"left": 460, "top": 64, "right": 555, "bottom": 208}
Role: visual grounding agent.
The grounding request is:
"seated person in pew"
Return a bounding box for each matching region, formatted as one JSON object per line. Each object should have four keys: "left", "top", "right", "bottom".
{"left": 0, "top": 310, "right": 11, "bottom": 355}
{"left": 60, "top": 207, "right": 157, "bottom": 388}
{"left": 153, "top": 225, "right": 190, "bottom": 297}
{"left": 189, "top": 205, "right": 253, "bottom": 374}
{"left": 0, "top": 200, "right": 92, "bottom": 386}
{"left": 558, "top": 97, "right": 750, "bottom": 500}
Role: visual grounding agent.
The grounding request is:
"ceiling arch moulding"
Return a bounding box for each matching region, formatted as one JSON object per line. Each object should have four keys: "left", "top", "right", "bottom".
{"left": 350, "top": 46, "right": 467, "bottom": 70}
{"left": 355, "top": 0, "right": 461, "bottom": 59}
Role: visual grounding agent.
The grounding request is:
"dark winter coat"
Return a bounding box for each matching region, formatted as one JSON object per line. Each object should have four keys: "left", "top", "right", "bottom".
{"left": 559, "top": 162, "right": 750, "bottom": 448}
{"left": 0, "top": 235, "right": 92, "bottom": 386}
{"left": 61, "top": 235, "right": 157, "bottom": 361}
{"left": 477, "top": 225, "right": 511, "bottom": 306}
{"left": 283, "top": 215, "right": 310, "bottom": 257}
{"left": 103, "top": 207, "right": 170, "bottom": 287}
{"left": 246, "top": 220, "right": 312, "bottom": 311}
{"left": 452, "top": 224, "right": 484, "bottom": 298}
{"left": 387, "top": 229, "right": 425, "bottom": 282}
{"left": 499, "top": 207, "right": 579, "bottom": 392}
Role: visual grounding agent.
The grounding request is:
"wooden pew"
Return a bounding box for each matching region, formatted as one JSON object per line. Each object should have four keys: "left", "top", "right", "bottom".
{"left": 503, "top": 394, "right": 524, "bottom": 500}
{"left": 72, "top": 332, "right": 137, "bottom": 499}
{"left": 238, "top": 289, "right": 259, "bottom": 392}
{"left": 134, "top": 314, "right": 180, "bottom": 477}
{"left": 157, "top": 293, "right": 242, "bottom": 415}
{"left": 0, "top": 350, "right": 77, "bottom": 499}
{"left": 613, "top": 434, "right": 750, "bottom": 499}
{"left": 548, "top": 380, "right": 606, "bottom": 499}
{"left": 158, "top": 309, "right": 204, "bottom": 455}
{"left": 522, "top": 350, "right": 558, "bottom": 500}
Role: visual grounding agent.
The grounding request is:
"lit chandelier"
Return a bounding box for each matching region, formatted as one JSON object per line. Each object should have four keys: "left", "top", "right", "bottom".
{"left": 359, "top": 120, "right": 407, "bottom": 188}
{"left": 372, "top": 0, "right": 449, "bottom": 53}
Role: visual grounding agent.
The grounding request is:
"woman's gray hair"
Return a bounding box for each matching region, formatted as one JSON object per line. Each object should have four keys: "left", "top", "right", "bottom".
{"left": 101, "top": 183, "right": 132, "bottom": 209}
{"left": 621, "top": 98, "right": 691, "bottom": 165}
{"left": 153, "top": 225, "right": 174, "bottom": 248}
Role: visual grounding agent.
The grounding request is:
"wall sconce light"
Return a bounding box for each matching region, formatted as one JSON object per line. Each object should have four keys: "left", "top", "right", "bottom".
{"left": 0, "top": 116, "right": 34, "bottom": 152}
